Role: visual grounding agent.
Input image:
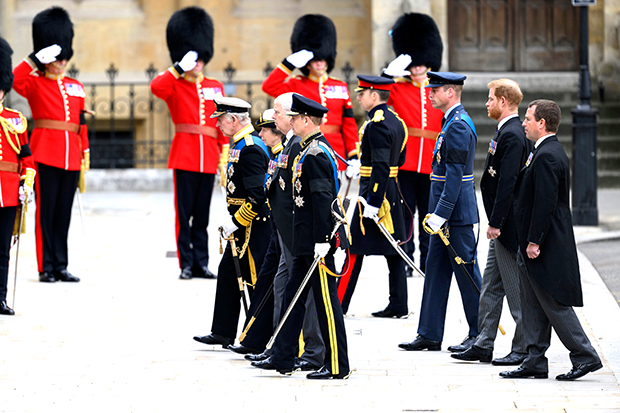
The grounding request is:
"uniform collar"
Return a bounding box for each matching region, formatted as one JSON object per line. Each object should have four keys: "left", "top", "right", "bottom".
{"left": 0, "top": 101, "right": 4, "bottom": 113}
{"left": 183, "top": 72, "right": 204, "bottom": 84}
{"left": 308, "top": 72, "right": 328, "bottom": 83}
{"left": 45, "top": 72, "right": 65, "bottom": 80}
{"left": 368, "top": 103, "right": 388, "bottom": 118}
{"left": 300, "top": 129, "right": 322, "bottom": 148}
{"left": 232, "top": 124, "right": 255, "bottom": 144}
{"left": 444, "top": 103, "right": 462, "bottom": 120}
{"left": 272, "top": 142, "right": 283, "bottom": 154}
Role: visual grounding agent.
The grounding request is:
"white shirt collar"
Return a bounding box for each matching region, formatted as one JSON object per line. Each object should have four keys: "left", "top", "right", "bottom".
{"left": 497, "top": 113, "right": 519, "bottom": 131}
{"left": 535, "top": 133, "right": 555, "bottom": 148}
{"left": 444, "top": 103, "right": 461, "bottom": 120}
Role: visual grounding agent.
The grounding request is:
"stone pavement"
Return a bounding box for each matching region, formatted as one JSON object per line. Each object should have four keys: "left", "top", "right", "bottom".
{"left": 1, "top": 189, "right": 619, "bottom": 412}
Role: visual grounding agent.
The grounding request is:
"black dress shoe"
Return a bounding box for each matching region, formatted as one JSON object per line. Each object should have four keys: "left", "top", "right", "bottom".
{"left": 0, "top": 301, "right": 15, "bottom": 316}
{"left": 447, "top": 335, "right": 476, "bottom": 353}
{"left": 245, "top": 351, "right": 270, "bottom": 362}
{"left": 294, "top": 359, "right": 321, "bottom": 371}
{"left": 54, "top": 270, "right": 80, "bottom": 282}
{"left": 229, "top": 344, "right": 261, "bottom": 355}
{"left": 306, "top": 366, "right": 352, "bottom": 380}
{"left": 39, "top": 272, "right": 56, "bottom": 283}
{"left": 371, "top": 307, "right": 407, "bottom": 318}
{"left": 556, "top": 362, "right": 603, "bottom": 381}
{"left": 193, "top": 333, "right": 234, "bottom": 348}
{"left": 193, "top": 266, "right": 216, "bottom": 279}
{"left": 398, "top": 335, "right": 441, "bottom": 351}
{"left": 500, "top": 365, "right": 548, "bottom": 379}
{"left": 451, "top": 345, "right": 492, "bottom": 363}
{"left": 251, "top": 357, "right": 296, "bottom": 375}
{"left": 179, "top": 267, "right": 193, "bottom": 280}
{"left": 492, "top": 351, "right": 527, "bottom": 366}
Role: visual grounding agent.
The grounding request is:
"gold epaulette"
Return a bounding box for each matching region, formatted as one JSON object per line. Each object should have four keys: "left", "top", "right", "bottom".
{"left": 244, "top": 135, "right": 255, "bottom": 146}
{"left": 328, "top": 75, "right": 344, "bottom": 82}
{"left": 372, "top": 109, "right": 385, "bottom": 123}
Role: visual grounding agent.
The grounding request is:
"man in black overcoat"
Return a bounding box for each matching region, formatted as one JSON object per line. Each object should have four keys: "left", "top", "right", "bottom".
{"left": 500, "top": 99, "right": 602, "bottom": 381}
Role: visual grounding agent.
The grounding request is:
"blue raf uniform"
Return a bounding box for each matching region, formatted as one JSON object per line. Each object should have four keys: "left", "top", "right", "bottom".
{"left": 417, "top": 72, "right": 482, "bottom": 344}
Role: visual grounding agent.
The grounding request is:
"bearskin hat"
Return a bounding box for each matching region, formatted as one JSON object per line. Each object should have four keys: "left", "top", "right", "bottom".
{"left": 290, "top": 14, "right": 337, "bottom": 76}
{"left": 32, "top": 6, "right": 74, "bottom": 62}
{"left": 166, "top": 6, "right": 214, "bottom": 65}
{"left": 0, "top": 37, "right": 13, "bottom": 94}
{"left": 391, "top": 13, "right": 443, "bottom": 71}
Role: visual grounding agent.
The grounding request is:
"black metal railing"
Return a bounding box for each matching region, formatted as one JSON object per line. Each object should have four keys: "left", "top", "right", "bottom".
{"left": 5, "top": 61, "right": 357, "bottom": 169}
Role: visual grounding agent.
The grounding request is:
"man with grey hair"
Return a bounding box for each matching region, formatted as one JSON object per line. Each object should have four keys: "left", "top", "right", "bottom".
{"left": 194, "top": 97, "right": 271, "bottom": 348}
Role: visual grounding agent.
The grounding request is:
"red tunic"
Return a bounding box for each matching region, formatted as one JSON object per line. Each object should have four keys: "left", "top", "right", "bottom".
{"left": 150, "top": 67, "right": 228, "bottom": 174}
{"left": 0, "top": 106, "right": 35, "bottom": 207}
{"left": 262, "top": 60, "right": 359, "bottom": 169}
{"left": 12, "top": 58, "right": 89, "bottom": 171}
{"left": 388, "top": 78, "right": 443, "bottom": 175}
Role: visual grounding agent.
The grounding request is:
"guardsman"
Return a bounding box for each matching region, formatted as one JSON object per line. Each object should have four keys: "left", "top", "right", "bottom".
{"left": 399, "top": 72, "right": 482, "bottom": 352}
{"left": 337, "top": 75, "right": 409, "bottom": 317}
{"left": 382, "top": 13, "right": 444, "bottom": 276}
{"left": 193, "top": 97, "right": 270, "bottom": 348}
{"left": 12, "top": 7, "right": 88, "bottom": 283}
{"left": 150, "top": 6, "right": 228, "bottom": 280}
{"left": 452, "top": 79, "right": 531, "bottom": 365}
{"left": 252, "top": 93, "right": 351, "bottom": 380}
{"left": 261, "top": 14, "right": 359, "bottom": 170}
{"left": 0, "top": 37, "right": 36, "bottom": 315}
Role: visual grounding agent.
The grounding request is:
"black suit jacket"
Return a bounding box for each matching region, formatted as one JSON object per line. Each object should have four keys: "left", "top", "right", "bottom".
{"left": 513, "top": 135, "right": 583, "bottom": 306}
{"left": 480, "top": 116, "right": 532, "bottom": 255}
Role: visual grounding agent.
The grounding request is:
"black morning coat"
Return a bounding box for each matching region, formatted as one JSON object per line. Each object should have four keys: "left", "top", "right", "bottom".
{"left": 480, "top": 116, "right": 532, "bottom": 255}
{"left": 513, "top": 135, "right": 583, "bottom": 306}
{"left": 265, "top": 134, "right": 302, "bottom": 251}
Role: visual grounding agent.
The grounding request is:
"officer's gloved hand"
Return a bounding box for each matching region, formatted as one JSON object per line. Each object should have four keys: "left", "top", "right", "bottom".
{"left": 35, "top": 44, "right": 62, "bottom": 64}
{"left": 345, "top": 158, "right": 360, "bottom": 179}
{"left": 178, "top": 51, "right": 198, "bottom": 72}
{"left": 426, "top": 213, "right": 447, "bottom": 233}
{"left": 221, "top": 215, "right": 238, "bottom": 238}
{"left": 286, "top": 49, "right": 314, "bottom": 69}
{"left": 314, "top": 242, "right": 330, "bottom": 259}
{"left": 18, "top": 168, "right": 36, "bottom": 205}
{"left": 362, "top": 203, "right": 379, "bottom": 219}
{"left": 384, "top": 54, "right": 412, "bottom": 77}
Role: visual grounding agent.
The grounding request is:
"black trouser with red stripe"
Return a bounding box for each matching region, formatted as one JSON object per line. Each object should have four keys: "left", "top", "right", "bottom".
{"left": 0, "top": 206, "right": 17, "bottom": 302}
{"left": 35, "top": 163, "right": 79, "bottom": 274}
{"left": 173, "top": 169, "right": 215, "bottom": 271}
{"left": 337, "top": 253, "right": 407, "bottom": 315}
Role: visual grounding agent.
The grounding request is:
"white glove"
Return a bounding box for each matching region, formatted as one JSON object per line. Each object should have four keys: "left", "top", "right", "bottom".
{"left": 286, "top": 49, "right": 314, "bottom": 68}
{"left": 426, "top": 213, "right": 446, "bottom": 233}
{"left": 178, "top": 51, "right": 198, "bottom": 72}
{"left": 314, "top": 242, "right": 330, "bottom": 259}
{"left": 362, "top": 203, "right": 379, "bottom": 219}
{"left": 18, "top": 184, "right": 34, "bottom": 204}
{"left": 221, "top": 215, "right": 238, "bottom": 238}
{"left": 384, "top": 54, "right": 412, "bottom": 77}
{"left": 35, "top": 44, "right": 62, "bottom": 64}
{"left": 345, "top": 158, "right": 360, "bottom": 179}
